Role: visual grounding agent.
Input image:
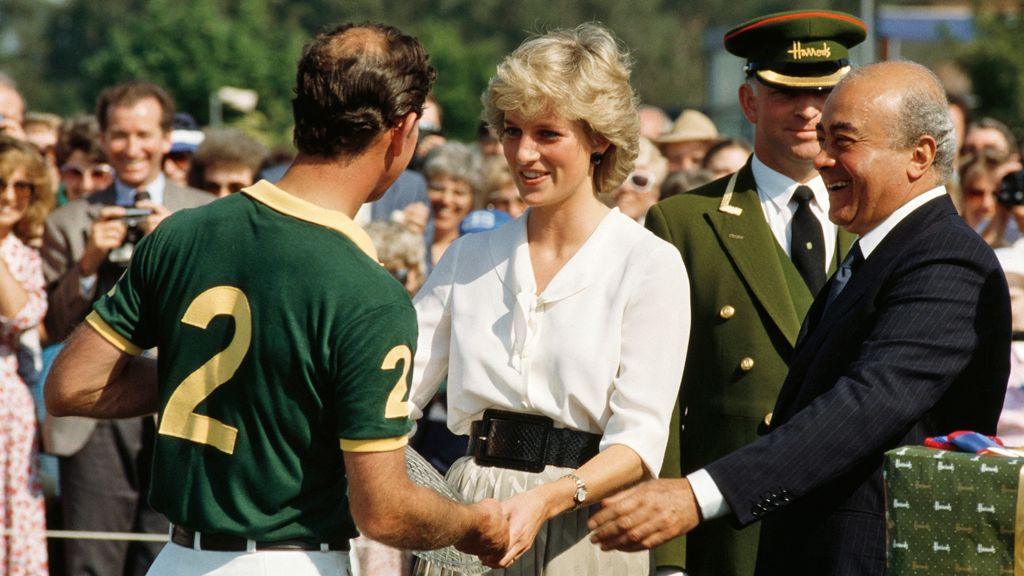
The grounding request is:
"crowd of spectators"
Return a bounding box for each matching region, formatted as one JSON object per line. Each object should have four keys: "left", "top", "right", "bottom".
{"left": 2, "top": 57, "right": 1024, "bottom": 575}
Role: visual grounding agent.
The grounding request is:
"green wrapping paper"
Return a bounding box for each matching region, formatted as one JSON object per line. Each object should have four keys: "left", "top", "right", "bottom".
{"left": 884, "top": 446, "right": 1024, "bottom": 575}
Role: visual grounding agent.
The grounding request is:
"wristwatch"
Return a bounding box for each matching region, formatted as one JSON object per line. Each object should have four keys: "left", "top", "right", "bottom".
{"left": 562, "top": 473, "right": 587, "bottom": 510}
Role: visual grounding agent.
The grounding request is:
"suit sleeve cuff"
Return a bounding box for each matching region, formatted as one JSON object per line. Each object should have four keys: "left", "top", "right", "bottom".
{"left": 687, "top": 468, "right": 731, "bottom": 522}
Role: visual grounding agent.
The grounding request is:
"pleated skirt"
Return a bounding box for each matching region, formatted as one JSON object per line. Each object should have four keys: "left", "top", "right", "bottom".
{"left": 414, "top": 456, "right": 651, "bottom": 576}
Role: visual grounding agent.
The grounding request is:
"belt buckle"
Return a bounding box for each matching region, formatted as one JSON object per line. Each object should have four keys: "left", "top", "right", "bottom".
{"left": 474, "top": 409, "right": 552, "bottom": 473}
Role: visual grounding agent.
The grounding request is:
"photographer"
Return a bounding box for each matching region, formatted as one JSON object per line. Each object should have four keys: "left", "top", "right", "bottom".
{"left": 959, "top": 149, "right": 1024, "bottom": 247}
{"left": 39, "top": 80, "right": 209, "bottom": 576}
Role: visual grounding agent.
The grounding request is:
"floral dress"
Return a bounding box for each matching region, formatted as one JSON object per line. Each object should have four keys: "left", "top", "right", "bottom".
{"left": 0, "top": 232, "right": 48, "bottom": 576}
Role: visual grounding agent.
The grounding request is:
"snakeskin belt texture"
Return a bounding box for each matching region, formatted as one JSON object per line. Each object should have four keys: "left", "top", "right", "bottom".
{"left": 468, "top": 409, "right": 601, "bottom": 472}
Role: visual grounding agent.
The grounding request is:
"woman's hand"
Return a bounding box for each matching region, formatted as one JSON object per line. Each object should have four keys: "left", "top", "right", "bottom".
{"left": 498, "top": 487, "right": 560, "bottom": 567}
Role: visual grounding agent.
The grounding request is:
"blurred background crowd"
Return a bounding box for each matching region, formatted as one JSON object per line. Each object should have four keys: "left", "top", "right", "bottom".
{"left": 4, "top": 1, "right": 1024, "bottom": 575}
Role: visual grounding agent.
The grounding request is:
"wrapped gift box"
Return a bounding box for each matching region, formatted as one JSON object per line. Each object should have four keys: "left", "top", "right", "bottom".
{"left": 884, "top": 445, "right": 1024, "bottom": 575}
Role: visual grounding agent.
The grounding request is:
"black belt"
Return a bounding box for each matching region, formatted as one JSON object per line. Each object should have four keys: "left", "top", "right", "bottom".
{"left": 171, "top": 526, "right": 350, "bottom": 552}
{"left": 468, "top": 409, "right": 601, "bottom": 473}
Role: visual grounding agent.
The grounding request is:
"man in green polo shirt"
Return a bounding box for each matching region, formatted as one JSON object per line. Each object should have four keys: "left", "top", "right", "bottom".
{"left": 46, "top": 22, "right": 507, "bottom": 576}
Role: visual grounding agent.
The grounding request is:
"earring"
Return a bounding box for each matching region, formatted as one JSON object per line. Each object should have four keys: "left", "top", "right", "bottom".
{"left": 590, "top": 153, "right": 603, "bottom": 165}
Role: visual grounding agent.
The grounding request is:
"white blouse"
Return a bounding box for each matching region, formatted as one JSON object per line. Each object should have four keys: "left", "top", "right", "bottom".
{"left": 410, "top": 208, "right": 690, "bottom": 475}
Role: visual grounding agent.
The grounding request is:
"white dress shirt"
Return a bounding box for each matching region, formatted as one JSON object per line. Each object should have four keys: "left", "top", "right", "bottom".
{"left": 689, "top": 185, "right": 950, "bottom": 522}
{"left": 114, "top": 173, "right": 167, "bottom": 206}
{"left": 751, "top": 155, "right": 836, "bottom": 260}
{"left": 410, "top": 208, "right": 691, "bottom": 475}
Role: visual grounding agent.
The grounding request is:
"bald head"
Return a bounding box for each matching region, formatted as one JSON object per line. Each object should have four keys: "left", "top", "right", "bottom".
{"left": 835, "top": 61, "right": 955, "bottom": 179}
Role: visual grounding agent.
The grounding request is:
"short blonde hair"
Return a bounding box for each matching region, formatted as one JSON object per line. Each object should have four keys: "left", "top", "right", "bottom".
{"left": 482, "top": 23, "right": 640, "bottom": 193}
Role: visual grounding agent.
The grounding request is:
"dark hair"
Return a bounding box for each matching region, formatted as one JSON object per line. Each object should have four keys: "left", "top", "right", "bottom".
{"left": 189, "top": 128, "right": 269, "bottom": 186}
{"left": 947, "top": 93, "right": 972, "bottom": 129}
{"left": 96, "top": 80, "right": 175, "bottom": 133}
{"left": 968, "top": 116, "right": 1018, "bottom": 157}
{"left": 292, "top": 22, "right": 436, "bottom": 158}
{"left": 55, "top": 115, "right": 107, "bottom": 166}
{"left": 660, "top": 168, "right": 714, "bottom": 200}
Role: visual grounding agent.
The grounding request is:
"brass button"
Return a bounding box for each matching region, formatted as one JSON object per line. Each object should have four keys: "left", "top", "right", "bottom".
{"left": 763, "top": 412, "right": 773, "bottom": 427}
{"left": 740, "top": 357, "right": 755, "bottom": 372}
{"left": 719, "top": 305, "right": 735, "bottom": 319}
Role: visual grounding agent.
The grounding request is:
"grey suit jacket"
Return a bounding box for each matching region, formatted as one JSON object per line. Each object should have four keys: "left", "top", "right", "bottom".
{"left": 41, "top": 181, "right": 212, "bottom": 456}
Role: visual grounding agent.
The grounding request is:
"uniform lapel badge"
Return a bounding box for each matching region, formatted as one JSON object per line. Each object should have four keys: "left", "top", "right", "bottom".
{"left": 718, "top": 171, "right": 743, "bottom": 216}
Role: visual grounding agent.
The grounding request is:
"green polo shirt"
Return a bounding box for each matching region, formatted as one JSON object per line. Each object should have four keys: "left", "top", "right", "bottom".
{"left": 88, "top": 180, "right": 415, "bottom": 542}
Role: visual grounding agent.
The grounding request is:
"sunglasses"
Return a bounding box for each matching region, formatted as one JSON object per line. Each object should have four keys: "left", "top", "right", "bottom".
{"left": 0, "top": 177, "right": 35, "bottom": 195}
{"left": 165, "top": 152, "right": 193, "bottom": 167}
{"left": 200, "top": 181, "right": 249, "bottom": 195}
{"left": 61, "top": 163, "right": 115, "bottom": 181}
{"left": 625, "top": 170, "right": 656, "bottom": 193}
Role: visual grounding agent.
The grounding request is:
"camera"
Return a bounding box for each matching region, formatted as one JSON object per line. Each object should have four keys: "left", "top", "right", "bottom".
{"left": 998, "top": 170, "right": 1024, "bottom": 207}
{"left": 108, "top": 208, "right": 152, "bottom": 265}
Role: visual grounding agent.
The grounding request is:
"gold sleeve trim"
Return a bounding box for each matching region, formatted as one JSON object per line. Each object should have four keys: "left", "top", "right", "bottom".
{"left": 340, "top": 435, "right": 409, "bottom": 453}
{"left": 85, "top": 311, "right": 143, "bottom": 356}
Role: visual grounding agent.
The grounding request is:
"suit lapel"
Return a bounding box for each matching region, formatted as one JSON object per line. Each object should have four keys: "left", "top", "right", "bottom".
{"left": 163, "top": 183, "right": 189, "bottom": 212}
{"left": 782, "top": 195, "right": 956, "bottom": 412}
{"left": 707, "top": 164, "right": 803, "bottom": 347}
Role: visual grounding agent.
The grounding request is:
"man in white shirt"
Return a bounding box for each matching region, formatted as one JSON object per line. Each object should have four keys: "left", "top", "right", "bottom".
{"left": 643, "top": 10, "right": 864, "bottom": 575}
{"left": 591, "top": 60, "right": 1011, "bottom": 576}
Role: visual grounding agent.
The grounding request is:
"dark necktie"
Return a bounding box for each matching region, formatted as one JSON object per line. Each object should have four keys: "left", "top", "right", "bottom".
{"left": 824, "top": 241, "right": 863, "bottom": 313}
{"left": 134, "top": 190, "right": 151, "bottom": 206}
{"left": 791, "top": 185, "right": 826, "bottom": 294}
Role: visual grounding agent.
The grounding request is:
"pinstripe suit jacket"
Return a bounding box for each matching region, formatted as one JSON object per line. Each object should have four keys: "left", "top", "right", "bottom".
{"left": 704, "top": 194, "right": 1011, "bottom": 576}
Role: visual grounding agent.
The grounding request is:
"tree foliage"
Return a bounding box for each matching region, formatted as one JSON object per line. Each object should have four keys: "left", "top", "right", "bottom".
{"left": 956, "top": 10, "right": 1024, "bottom": 137}
{"left": 0, "top": 0, "right": 990, "bottom": 145}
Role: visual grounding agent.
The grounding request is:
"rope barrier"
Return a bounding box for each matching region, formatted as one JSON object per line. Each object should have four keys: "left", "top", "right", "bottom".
{"left": 1, "top": 528, "right": 169, "bottom": 542}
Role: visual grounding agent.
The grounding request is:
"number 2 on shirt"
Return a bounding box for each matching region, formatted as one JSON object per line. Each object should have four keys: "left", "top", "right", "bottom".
{"left": 159, "top": 286, "right": 251, "bottom": 455}
{"left": 382, "top": 345, "right": 412, "bottom": 418}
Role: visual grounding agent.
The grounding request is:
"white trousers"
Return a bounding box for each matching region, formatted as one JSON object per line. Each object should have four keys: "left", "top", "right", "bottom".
{"left": 146, "top": 542, "right": 351, "bottom": 576}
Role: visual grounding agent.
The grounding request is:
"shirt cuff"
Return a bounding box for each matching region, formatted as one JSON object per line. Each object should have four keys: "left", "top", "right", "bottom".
{"left": 687, "top": 468, "right": 731, "bottom": 522}
{"left": 79, "top": 273, "right": 97, "bottom": 300}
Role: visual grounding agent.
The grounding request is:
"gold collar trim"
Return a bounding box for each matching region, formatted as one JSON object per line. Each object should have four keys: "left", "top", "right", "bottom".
{"left": 242, "top": 180, "right": 379, "bottom": 262}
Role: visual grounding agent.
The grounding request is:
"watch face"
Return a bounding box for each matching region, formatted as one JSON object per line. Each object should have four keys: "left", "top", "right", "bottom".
{"left": 576, "top": 487, "right": 587, "bottom": 503}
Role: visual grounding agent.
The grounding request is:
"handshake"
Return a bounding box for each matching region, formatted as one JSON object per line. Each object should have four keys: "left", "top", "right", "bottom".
{"left": 454, "top": 478, "right": 705, "bottom": 568}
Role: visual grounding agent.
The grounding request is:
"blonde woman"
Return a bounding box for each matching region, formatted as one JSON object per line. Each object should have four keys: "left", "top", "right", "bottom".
{"left": 411, "top": 24, "right": 690, "bottom": 574}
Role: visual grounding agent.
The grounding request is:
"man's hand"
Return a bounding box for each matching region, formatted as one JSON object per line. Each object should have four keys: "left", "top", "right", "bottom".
{"left": 80, "top": 206, "right": 128, "bottom": 276}
{"left": 587, "top": 478, "right": 701, "bottom": 552}
{"left": 455, "top": 498, "right": 509, "bottom": 568}
{"left": 135, "top": 200, "right": 171, "bottom": 235}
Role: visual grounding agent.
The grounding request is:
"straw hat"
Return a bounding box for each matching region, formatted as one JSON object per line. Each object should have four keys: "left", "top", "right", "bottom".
{"left": 653, "top": 109, "right": 720, "bottom": 145}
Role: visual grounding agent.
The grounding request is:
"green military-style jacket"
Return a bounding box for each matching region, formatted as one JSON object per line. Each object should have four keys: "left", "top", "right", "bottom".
{"left": 648, "top": 160, "right": 856, "bottom": 574}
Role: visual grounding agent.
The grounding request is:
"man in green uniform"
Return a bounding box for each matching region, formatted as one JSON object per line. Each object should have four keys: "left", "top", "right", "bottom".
{"left": 651, "top": 11, "right": 865, "bottom": 576}
{"left": 45, "top": 23, "right": 507, "bottom": 576}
